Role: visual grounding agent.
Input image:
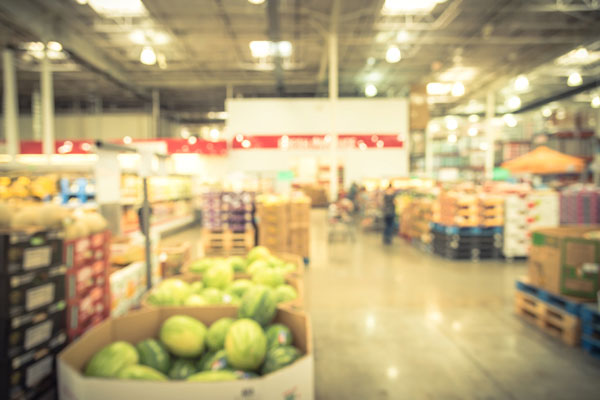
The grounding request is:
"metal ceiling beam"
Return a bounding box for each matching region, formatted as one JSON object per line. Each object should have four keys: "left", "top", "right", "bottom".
{"left": 0, "top": 0, "right": 148, "bottom": 100}
{"left": 267, "top": 0, "right": 285, "bottom": 95}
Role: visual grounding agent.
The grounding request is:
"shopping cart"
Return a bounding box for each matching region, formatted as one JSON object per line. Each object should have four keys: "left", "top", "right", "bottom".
{"left": 327, "top": 199, "right": 356, "bottom": 242}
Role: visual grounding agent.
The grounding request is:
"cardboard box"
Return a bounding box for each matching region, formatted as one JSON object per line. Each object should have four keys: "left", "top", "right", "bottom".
{"left": 0, "top": 229, "right": 64, "bottom": 276}
{"left": 109, "top": 258, "right": 161, "bottom": 317}
{"left": 529, "top": 226, "right": 600, "bottom": 299}
{"left": 58, "top": 307, "right": 314, "bottom": 400}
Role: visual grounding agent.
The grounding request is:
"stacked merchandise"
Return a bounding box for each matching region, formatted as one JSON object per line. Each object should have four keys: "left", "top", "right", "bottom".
{"left": 503, "top": 191, "right": 559, "bottom": 259}
{"left": 399, "top": 196, "right": 433, "bottom": 251}
{"left": 1, "top": 228, "right": 67, "bottom": 399}
{"left": 560, "top": 185, "right": 600, "bottom": 224}
{"left": 515, "top": 226, "right": 600, "bottom": 350}
{"left": 287, "top": 196, "right": 311, "bottom": 260}
{"left": 479, "top": 195, "right": 504, "bottom": 227}
{"left": 436, "top": 192, "right": 479, "bottom": 227}
{"left": 201, "top": 191, "right": 255, "bottom": 255}
{"left": 256, "top": 196, "right": 289, "bottom": 254}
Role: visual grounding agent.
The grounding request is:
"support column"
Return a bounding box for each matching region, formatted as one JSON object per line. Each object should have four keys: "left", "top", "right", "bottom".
{"left": 328, "top": 0, "right": 340, "bottom": 202}
{"left": 152, "top": 89, "right": 160, "bottom": 138}
{"left": 485, "top": 91, "right": 496, "bottom": 180}
{"left": 41, "top": 52, "right": 55, "bottom": 157}
{"left": 32, "top": 90, "right": 41, "bottom": 140}
{"left": 425, "top": 127, "right": 434, "bottom": 178}
{"left": 3, "top": 49, "right": 19, "bottom": 159}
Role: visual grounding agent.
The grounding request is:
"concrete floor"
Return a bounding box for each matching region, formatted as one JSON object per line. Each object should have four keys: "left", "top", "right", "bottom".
{"left": 164, "top": 210, "right": 600, "bottom": 399}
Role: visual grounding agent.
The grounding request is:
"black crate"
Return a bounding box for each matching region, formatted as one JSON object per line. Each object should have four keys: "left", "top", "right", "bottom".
{"left": 1, "top": 266, "right": 66, "bottom": 318}
{"left": 1, "top": 309, "right": 67, "bottom": 359}
{"left": 0, "top": 230, "right": 63, "bottom": 276}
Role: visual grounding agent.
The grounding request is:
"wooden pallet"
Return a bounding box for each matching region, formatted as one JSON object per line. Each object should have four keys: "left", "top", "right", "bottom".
{"left": 203, "top": 228, "right": 255, "bottom": 256}
{"left": 514, "top": 290, "right": 581, "bottom": 346}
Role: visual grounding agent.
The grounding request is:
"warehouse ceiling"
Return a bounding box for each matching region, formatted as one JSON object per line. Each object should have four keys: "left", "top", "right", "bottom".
{"left": 0, "top": 0, "right": 600, "bottom": 120}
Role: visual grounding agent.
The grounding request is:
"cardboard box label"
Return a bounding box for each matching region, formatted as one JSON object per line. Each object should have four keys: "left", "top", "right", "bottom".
{"left": 583, "top": 263, "right": 600, "bottom": 274}
{"left": 25, "top": 320, "right": 53, "bottom": 350}
{"left": 23, "top": 246, "right": 52, "bottom": 270}
{"left": 26, "top": 356, "right": 53, "bottom": 388}
{"left": 26, "top": 283, "right": 56, "bottom": 311}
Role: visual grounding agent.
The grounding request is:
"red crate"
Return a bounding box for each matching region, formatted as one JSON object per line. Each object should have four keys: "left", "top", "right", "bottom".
{"left": 64, "top": 230, "right": 110, "bottom": 269}
{"left": 66, "top": 285, "right": 109, "bottom": 341}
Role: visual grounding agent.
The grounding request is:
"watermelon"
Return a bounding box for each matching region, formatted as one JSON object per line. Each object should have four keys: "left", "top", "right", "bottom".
{"left": 238, "top": 285, "right": 277, "bottom": 326}
{"left": 202, "top": 288, "right": 224, "bottom": 304}
{"left": 246, "top": 246, "right": 271, "bottom": 264}
{"left": 186, "top": 370, "right": 238, "bottom": 382}
{"left": 227, "top": 256, "right": 246, "bottom": 273}
{"left": 84, "top": 341, "right": 139, "bottom": 378}
{"left": 273, "top": 284, "right": 298, "bottom": 304}
{"left": 226, "top": 279, "right": 254, "bottom": 298}
{"left": 190, "top": 281, "right": 204, "bottom": 295}
{"left": 265, "top": 324, "right": 293, "bottom": 350}
{"left": 147, "top": 288, "right": 180, "bottom": 306}
{"left": 184, "top": 294, "right": 208, "bottom": 306}
{"left": 252, "top": 268, "right": 284, "bottom": 288}
{"left": 117, "top": 365, "right": 168, "bottom": 381}
{"left": 260, "top": 346, "right": 301, "bottom": 375}
{"left": 266, "top": 255, "right": 284, "bottom": 268}
{"left": 157, "top": 279, "right": 192, "bottom": 304}
{"left": 202, "top": 349, "right": 230, "bottom": 371}
{"left": 168, "top": 358, "right": 197, "bottom": 380}
{"left": 247, "top": 260, "right": 270, "bottom": 276}
{"left": 159, "top": 315, "right": 207, "bottom": 358}
{"left": 225, "top": 319, "right": 267, "bottom": 371}
{"left": 275, "top": 262, "right": 297, "bottom": 275}
{"left": 206, "top": 318, "right": 235, "bottom": 352}
{"left": 203, "top": 261, "right": 234, "bottom": 289}
{"left": 188, "top": 258, "right": 215, "bottom": 274}
{"left": 136, "top": 339, "right": 171, "bottom": 374}
{"left": 196, "top": 351, "right": 216, "bottom": 371}
{"left": 222, "top": 293, "right": 241, "bottom": 306}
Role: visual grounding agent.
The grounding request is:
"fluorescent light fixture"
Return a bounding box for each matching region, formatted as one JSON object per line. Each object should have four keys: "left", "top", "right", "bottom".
{"left": 514, "top": 75, "right": 529, "bottom": 92}
{"left": 556, "top": 47, "right": 600, "bottom": 66}
{"left": 541, "top": 107, "right": 552, "bottom": 117}
{"left": 468, "top": 127, "right": 478, "bottom": 136}
{"left": 248, "top": 0, "right": 265, "bottom": 4}
{"left": 277, "top": 41, "right": 292, "bottom": 57}
{"left": 385, "top": 46, "right": 401, "bottom": 63}
{"left": 468, "top": 114, "right": 480, "bottom": 123}
{"left": 209, "top": 128, "right": 220, "bottom": 140}
{"left": 451, "top": 82, "right": 465, "bottom": 97}
{"left": 47, "top": 41, "right": 62, "bottom": 52}
{"left": 447, "top": 134, "right": 457, "bottom": 143}
{"left": 574, "top": 47, "right": 589, "bottom": 59}
{"left": 567, "top": 72, "right": 582, "bottom": 87}
{"left": 426, "top": 82, "right": 452, "bottom": 96}
{"left": 188, "top": 136, "right": 198, "bottom": 145}
{"left": 439, "top": 66, "right": 477, "bottom": 82}
{"left": 76, "top": 0, "right": 88, "bottom": 4}
{"left": 249, "top": 41, "right": 292, "bottom": 58}
{"left": 88, "top": 0, "right": 148, "bottom": 17}
{"left": 383, "top": 0, "right": 447, "bottom": 15}
{"left": 123, "top": 136, "right": 132, "bottom": 144}
{"left": 445, "top": 117, "right": 459, "bottom": 131}
{"left": 26, "top": 42, "right": 45, "bottom": 52}
{"left": 592, "top": 95, "right": 600, "bottom": 109}
{"left": 365, "top": 84, "right": 378, "bottom": 97}
{"left": 129, "top": 30, "right": 145, "bottom": 44}
{"left": 140, "top": 46, "right": 157, "bottom": 65}
{"left": 396, "top": 30, "right": 409, "bottom": 42}
{"left": 506, "top": 95, "right": 521, "bottom": 110}
{"left": 503, "top": 114, "right": 517, "bottom": 128}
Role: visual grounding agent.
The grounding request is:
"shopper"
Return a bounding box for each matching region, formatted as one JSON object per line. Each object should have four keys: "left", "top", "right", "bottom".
{"left": 382, "top": 183, "right": 397, "bottom": 245}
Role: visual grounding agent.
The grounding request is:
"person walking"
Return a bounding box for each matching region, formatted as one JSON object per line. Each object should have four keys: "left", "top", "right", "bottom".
{"left": 382, "top": 183, "right": 397, "bottom": 245}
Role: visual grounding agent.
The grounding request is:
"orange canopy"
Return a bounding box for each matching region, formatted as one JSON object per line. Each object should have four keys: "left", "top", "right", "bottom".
{"left": 501, "top": 146, "right": 585, "bottom": 175}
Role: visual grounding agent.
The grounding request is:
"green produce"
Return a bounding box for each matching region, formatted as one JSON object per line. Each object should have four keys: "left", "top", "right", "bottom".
{"left": 225, "top": 318, "right": 267, "bottom": 371}
{"left": 252, "top": 268, "right": 284, "bottom": 288}
{"left": 168, "top": 358, "right": 197, "bottom": 380}
{"left": 238, "top": 285, "right": 277, "bottom": 326}
{"left": 275, "top": 262, "right": 297, "bottom": 275}
{"left": 159, "top": 315, "right": 207, "bottom": 358}
{"left": 186, "top": 370, "right": 238, "bottom": 382}
{"left": 202, "top": 288, "right": 224, "bottom": 304}
{"left": 227, "top": 256, "right": 246, "bottom": 273}
{"left": 157, "top": 279, "right": 192, "bottom": 304}
{"left": 260, "top": 346, "right": 301, "bottom": 375}
{"left": 226, "top": 279, "right": 254, "bottom": 298}
{"left": 203, "top": 261, "right": 234, "bottom": 290}
{"left": 206, "top": 318, "right": 235, "bottom": 352}
{"left": 247, "top": 260, "right": 269, "bottom": 276}
{"left": 234, "top": 370, "right": 259, "bottom": 379}
{"left": 84, "top": 341, "right": 139, "bottom": 378}
{"left": 246, "top": 246, "right": 271, "bottom": 264}
{"left": 117, "top": 365, "right": 168, "bottom": 381}
{"left": 222, "top": 293, "right": 241, "bottom": 306}
{"left": 196, "top": 351, "right": 216, "bottom": 371}
{"left": 184, "top": 294, "right": 208, "bottom": 306}
{"left": 147, "top": 288, "right": 180, "bottom": 306}
{"left": 188, "top": 258, "right": 216, "bottom": 274}
{"left": 190, "top": 281, "right": 204, "bottom": 295}
{"left": 273, "top": 284, "right": 298, "bottom": 304}
{"left": 266, "top": 255, "right": 284, "bottom": 268}
{"left": 202, "top": 349, "right": 230, "bottom": 371}
{"left": 265, "top": 324, "right": 293, "bottom": 350}
{"left": 136, "top": 339, "right": 171, "bottom": 374}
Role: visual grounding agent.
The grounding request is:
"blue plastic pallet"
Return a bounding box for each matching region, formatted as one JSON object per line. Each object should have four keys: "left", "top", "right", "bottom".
{"left": 515, "top": 280, "right": 582, "bottom": 316}
{"left": 581, "top": 336, "right": 600, "bottom": 360}
{"left": 581, "top": 305, "right": 600, "bottom": 336}
{"left": 430, "top": 223, "right": 502, "bottom": 236}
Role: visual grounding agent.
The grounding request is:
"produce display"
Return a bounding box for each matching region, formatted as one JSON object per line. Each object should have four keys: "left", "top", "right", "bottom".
{"left": 83, "top": 310, "right": 303, "bottom": 382}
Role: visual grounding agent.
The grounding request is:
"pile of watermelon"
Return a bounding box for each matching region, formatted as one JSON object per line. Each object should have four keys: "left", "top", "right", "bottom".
{"left": 84, "top": 292, "right": 302, "bottom": 382}
{"left": 146, "top": 246, "right": 298, "bottom": 307}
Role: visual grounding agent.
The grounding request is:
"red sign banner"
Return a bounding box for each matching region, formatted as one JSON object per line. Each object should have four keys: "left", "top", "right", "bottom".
{"left": 231, "top": 134, "right": 403, "bottom": 150}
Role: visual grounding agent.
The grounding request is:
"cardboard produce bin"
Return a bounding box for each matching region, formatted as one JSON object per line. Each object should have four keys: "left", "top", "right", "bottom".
{"left": 529, "top": 226, "right": 600, "bottom": 299}
{"left": 58, "top": 307, "right": 314, "bottom": 400}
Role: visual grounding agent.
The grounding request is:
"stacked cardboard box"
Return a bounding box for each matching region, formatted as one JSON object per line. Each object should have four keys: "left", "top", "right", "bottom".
{"left": 560, "top": 186, "right": 600, "bottom": 224}
{"left": 256, "top": 197, "right": 289, "bottom": 253}
{"left": 1, "top": 228, "right": 67, "bottom": 400}
{"left": 479, "top": 195, "right": 504, "bottom": 227}
{"left": 436, "top": 192, "right": 479, "bottom": 227}
{"left": 288, "top": 197, "right": 311, "bottom": 259}
{"left": 400, "top": 197, "right": 433, "bottom": 244}
{"left": 64, "top": 230, "right": 111, "bottom": 340}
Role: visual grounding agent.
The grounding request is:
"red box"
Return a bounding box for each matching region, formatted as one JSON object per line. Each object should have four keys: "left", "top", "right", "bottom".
{"left": 64, "top": 231, "right": 110, "bottom": 269}
{"left": 66, "top": 285, "right": 109, "bottom": 340}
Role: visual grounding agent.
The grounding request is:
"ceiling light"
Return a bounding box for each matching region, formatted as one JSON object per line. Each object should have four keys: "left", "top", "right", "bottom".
{"left": 468, "top": 127, "right": 478, "bottom": 136}
{"left": 26, "top": 42, "right": 45, "bottom": 52}
{"left": 574, "top": 47, "right": 589, "bottom": 59}
{"left": 88, "top": 0, "right": 148, "bottom": 17}
{"left": 503, "top": 114, "right": 517, "bottom": 128}
{"left": 514, "top": 75, "right": 529, "bottom": 92}
{"left": 249, "top": 41, "right": 292, "bottom": 58}
{"left": 385, "top": 46, "right": 401, "bottom": 63}
{"left": 248, "top": 0, "right": 265, "bottom": 4}
{"left": 47, "top": 41, "right": 62, "bottom": 52}
{"left": 592, "top": 95, "right": 600, "bottom": 109}
{"left": 506, "top": 95, "right": 521, "bottom": 110}
{"left": 396, "top": 30, "right": 409, "bottom": 42}
{"left": 468, "top": 114, "right": 480, "bottom": 123}
{"left": 188, "top": 136, "right": 198, "bottom": 145}
{"left": 429, "top": 122, "right": 441, "bottom": 133}
{"left": 567, "top": 72, "right": 582, "bottom": 87}
{"left": 365, "top": 84, "right": 378, "bottom": 97}
{"left": 426, "top": 82, "right": 452, "bottom": 96}
{"left": 447, "top": 134, "right": 457, "bottom": 143}
{"left": 123, "top": 136, "right": 132, "bottom": 144}
{"left": 180, "top": 128, "right": 190, "bottom": 139}
{"left": 439, "top": 66, "right": 477, "bottom": 82}
{"left": 382, "top": 0, "right": 447, "bottom": 15}
{"left": 76, "top": 0, "right": 88, "bottom": 4}
{"left": 451, "top": 82, "right": 465, "bottom": 97}
{"left": 209, "top": 128, "right": 220, "bottom": 140}
{"left": 445, "top": 117, "right": 459, "bottom": 131}
{"left": 140, "top": 46, "right": 157, "bottom": 65}
{"left": 236, "top": 134, "right": 244, "bottom": 142}
{"left": 81, "top": 142, "right": 92, "bottom": 152}
{"left": 129, "top": 30, "right": 146, "bottom": 44}
{"left": 541, "top": 107, "right": 552, "bottom": 117}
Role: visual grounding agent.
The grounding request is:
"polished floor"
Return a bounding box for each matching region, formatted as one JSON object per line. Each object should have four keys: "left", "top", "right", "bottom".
{"left": 164, "top": 210, "right": 600, "bottom": 399}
